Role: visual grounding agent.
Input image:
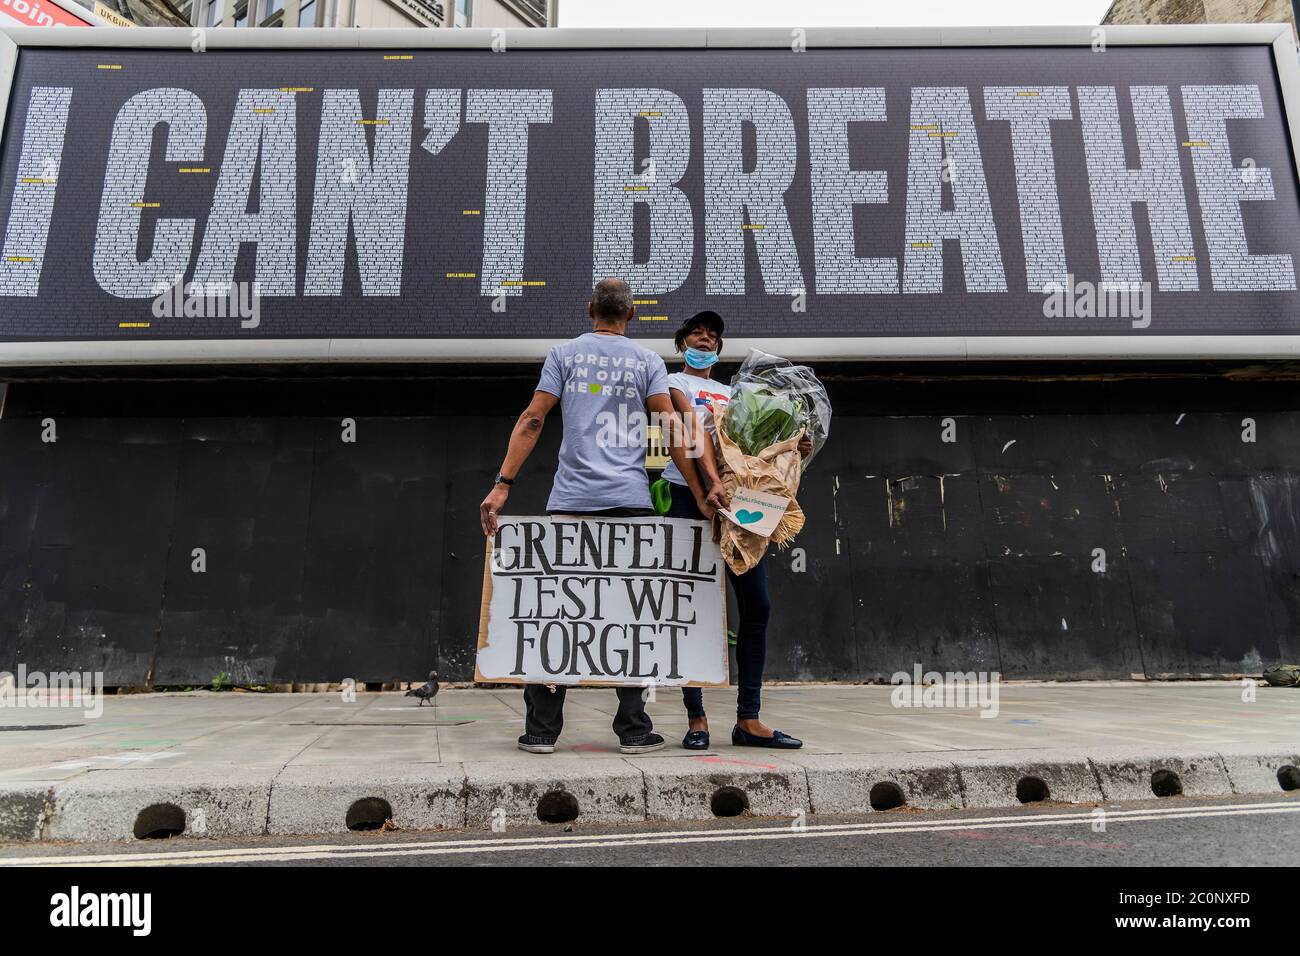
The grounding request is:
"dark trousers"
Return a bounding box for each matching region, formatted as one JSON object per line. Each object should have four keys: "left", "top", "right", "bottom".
{"left": 665, "top": 483, "right": 771, "bottom": 720}
{"left": 522, "top": 506, "right": 657, "bottom": 743}
{"left": 524, "top": 684, "right": 654, "bottom": 743}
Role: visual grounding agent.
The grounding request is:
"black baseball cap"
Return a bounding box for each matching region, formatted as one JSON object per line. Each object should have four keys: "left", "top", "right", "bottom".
{"left": 673, "top": 310, "right": 725, "bottom": 350}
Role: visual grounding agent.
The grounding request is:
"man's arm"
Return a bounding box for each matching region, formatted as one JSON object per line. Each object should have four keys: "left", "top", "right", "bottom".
{"left": 479, "top": 390, "right": 559, "bottom": 536}
{"left": 648, "top": 392, "right": 727, "bottom": 516}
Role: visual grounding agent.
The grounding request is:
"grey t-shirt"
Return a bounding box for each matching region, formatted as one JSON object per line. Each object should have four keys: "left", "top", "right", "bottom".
{"left": 536, "top": 331, "right": 669, "bottom": 512}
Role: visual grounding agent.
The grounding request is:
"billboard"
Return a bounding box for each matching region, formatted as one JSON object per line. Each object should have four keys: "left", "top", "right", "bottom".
{"left": 1, "top": 25, "right": 1299, "bottom": 363}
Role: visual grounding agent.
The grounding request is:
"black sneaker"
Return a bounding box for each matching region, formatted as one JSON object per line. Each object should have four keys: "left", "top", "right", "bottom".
{"left": 517, "top": 734, "right": 556, "bottom": 754}
{"left": 619, "top": 732, "right": 666, "bottom": 754}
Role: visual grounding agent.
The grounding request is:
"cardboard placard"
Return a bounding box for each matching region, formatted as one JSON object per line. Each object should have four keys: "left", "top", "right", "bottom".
{"left": 718, "top": 487, "right": 793, "bottom": 539}
{"left": 476, "top": 516, "right": 728, "bottom": 688}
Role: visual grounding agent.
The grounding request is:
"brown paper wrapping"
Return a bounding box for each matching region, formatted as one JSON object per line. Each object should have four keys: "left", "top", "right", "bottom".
{"left": 714, "top": 421, "right": 806, "bottom": 576}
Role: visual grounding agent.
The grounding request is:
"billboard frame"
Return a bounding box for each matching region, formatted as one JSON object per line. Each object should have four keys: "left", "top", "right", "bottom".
{"left": 0, "top": 23, "right": 1298, "bottom": 365}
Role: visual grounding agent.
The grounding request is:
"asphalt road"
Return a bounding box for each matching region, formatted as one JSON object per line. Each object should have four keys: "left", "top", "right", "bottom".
{"left": 2, "top": 792, "right": 1297, "bottom": 867}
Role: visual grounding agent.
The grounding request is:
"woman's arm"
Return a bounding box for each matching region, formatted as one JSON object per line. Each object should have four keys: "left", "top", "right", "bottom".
{"left": 667, "top": 387, "right": 727, "bottom": 511}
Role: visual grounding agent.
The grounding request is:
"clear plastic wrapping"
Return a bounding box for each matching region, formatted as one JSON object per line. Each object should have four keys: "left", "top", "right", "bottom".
{"left": 721, "top": 348, "right": 831, "bottom": 470}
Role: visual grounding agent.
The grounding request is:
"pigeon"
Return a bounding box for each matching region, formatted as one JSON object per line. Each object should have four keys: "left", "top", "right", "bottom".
{"left": 405, "top": 671, "right": 439, "bottom": 706}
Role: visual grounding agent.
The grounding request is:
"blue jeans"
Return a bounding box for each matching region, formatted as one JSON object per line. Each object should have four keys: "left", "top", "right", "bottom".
{"left": 665, "top": 482, "right": 771, "bottom": 720}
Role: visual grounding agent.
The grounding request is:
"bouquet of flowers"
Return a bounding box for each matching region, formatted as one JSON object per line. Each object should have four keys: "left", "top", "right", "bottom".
{"left": 713, "top": 349, "right": 832, "bottom": 574}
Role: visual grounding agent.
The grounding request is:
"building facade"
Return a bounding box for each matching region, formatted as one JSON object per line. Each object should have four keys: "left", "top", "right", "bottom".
{"left": 191, "top": 0, "right": 548, "bottom": 29}
{"left": 1103, "top": 0, "right": 1297, "bottom": 31}
{"left": 0, "top": 26, "right": 1296, "bottom": 688}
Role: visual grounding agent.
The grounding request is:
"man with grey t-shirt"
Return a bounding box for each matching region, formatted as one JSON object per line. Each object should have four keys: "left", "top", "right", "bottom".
{"left": 479, "top": 278, "right": 727, "bottom": 755}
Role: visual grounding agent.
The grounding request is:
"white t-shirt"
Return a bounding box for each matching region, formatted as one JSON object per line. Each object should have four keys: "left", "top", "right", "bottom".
{"left": 662, "top": 371, "right": 733, "bottom": 487}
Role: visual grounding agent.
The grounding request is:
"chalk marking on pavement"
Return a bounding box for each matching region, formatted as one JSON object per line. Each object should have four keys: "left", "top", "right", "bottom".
{"left": 3, "top": 801, "right": 1298, "bottom": 867}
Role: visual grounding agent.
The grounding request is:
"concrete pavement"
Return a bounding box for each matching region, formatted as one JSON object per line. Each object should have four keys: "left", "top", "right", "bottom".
{"left": 1, "top": 681, "right": 1297, "bottom": 842}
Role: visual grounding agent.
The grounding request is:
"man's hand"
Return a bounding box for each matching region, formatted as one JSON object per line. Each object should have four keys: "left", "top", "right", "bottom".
{"left": 797, "top": 434, "right": 813, "bottom": 459}
{"left": 480, "top": 485, "right": 509, "bottom": 537}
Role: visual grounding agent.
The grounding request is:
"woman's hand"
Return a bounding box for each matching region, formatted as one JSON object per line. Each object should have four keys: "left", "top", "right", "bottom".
{"left": 480, "top": 485, "right": 509, "bottom": 537}
{"left": 705, "top": 481, "right": 730, "bottom": 511}
{"left": 797, "top": 435, "right": 813, "bottom": 459}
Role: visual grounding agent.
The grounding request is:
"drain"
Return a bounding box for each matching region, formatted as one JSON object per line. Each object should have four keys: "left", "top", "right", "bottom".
{"left": 536, "top": 790, "right": 580, "bottom": 824}
{"left": 1150, "top": 769, "right": 1184, "bottom": 798}
{"left": 1016, "top": 776, "right": 1051, "bottom": 804}
{"left": 133, "top": 803, "right": 186, "bottom": 840}
{"left": 710, "top": 786, "right": 749, "bottom": 817}
{"left": 869, "top": 781, "right": 906, "bottom": 811}
{"left": 1278, "top": 765, "right": 1300, "bottom": 792}
{"left": 346, "top": 797, "right": 393, "bottom": 831}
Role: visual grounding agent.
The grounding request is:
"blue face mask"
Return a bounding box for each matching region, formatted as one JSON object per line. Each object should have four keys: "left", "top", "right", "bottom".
{"left": 684, "top": 346, "right": 719, "bottom": 369}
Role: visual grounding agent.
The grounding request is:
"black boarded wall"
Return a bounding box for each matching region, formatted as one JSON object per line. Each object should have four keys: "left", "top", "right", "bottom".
{"left": 0, "top": 362, "right": 1297, "bottom": 685}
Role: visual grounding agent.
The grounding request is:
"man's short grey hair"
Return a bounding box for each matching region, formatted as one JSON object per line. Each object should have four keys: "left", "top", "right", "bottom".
{"left": 591, "top": 278, "right": 633, "bottom": 320}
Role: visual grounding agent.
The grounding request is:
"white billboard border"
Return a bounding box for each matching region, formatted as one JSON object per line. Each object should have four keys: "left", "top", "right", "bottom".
{"left": 0, "top": 23, "right": 1298, "bottom": 365}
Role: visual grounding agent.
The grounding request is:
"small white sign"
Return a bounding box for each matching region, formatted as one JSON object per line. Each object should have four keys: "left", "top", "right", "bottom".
{"left": 719, "top": 487, "right": 792, "bottom": 539}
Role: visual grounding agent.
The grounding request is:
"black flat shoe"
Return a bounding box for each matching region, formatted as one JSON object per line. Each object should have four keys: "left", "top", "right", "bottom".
{"left": 731, "top": 725, "right": 803, "bottom": 749}
{"left": 682, "top": 730, "right": 710, "bottom": 750}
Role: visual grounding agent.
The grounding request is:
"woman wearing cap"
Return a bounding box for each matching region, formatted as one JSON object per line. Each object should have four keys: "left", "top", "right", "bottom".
{"left": 661, "top": 311, "right": 809, "bottom": 750}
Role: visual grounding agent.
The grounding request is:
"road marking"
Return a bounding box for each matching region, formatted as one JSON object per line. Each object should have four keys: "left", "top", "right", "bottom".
{"left": 4, "top": 801, "right": 1297, "bottom": 867}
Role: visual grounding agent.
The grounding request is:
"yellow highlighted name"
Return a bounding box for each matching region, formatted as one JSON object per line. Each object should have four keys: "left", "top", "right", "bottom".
{"left": 1182, "top": 141, "right": 1209, "bottom": 148}
{"left": 5, "top": 256, "right": 33, "bottom": 263}
{"left": 356, "top": 119, "right": 390, "bottom": 125}
{"left": 1171, "top": 255, "right": 1197, "bottom": 262}
{"left": 178, "top": 167, "right": 210, "bottom": 174}
{"left": 19, "top": 178, "right": 55, "bottom": 185}
{"left": 633, "top": 299, "right": 658, "bottom": 305}
{"left": 446, "top": 272, "right": 477, "bottom": 278}
{"left": 624, "top": 185, "right": 649, "bottom": 192}
{"left": 97, "top": 64, "right": 122, "bottom": 71}
{"left": 462, "top": 209, "right": 481, "bottom": 215}
{"left": 638, "top": 315, "right": 669, "bottom": 321}
{"left": 910, "top": 241, "right": 934, "bottom": 249}
{"left": 742, "top": 223, "right": 765, "bottom": 230}
{"left": 638, "top": 111, "right": 662, "bottom": 117}
{"left": 280, "top": 87, "right": 315, "bottom": 93}
{"left": 1016, "top": 90, "right": 1040, "bottom": 97}
{"left": 928, "top": 131, "right": 958, "bottom": 138}
{"left": 501, "top": 280, "right": 546, "bottom": 287}
{"left": 119, "top": 322, "right": 150, "bottom": 328}
{"left": 384, "top": 55, "right": 413, "bottom": 60}
{"left": 130, "top": 202, "right": 160, "bottom": 208}
{"left": 910, "top": 124, "right": 938, "bottom": 131}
